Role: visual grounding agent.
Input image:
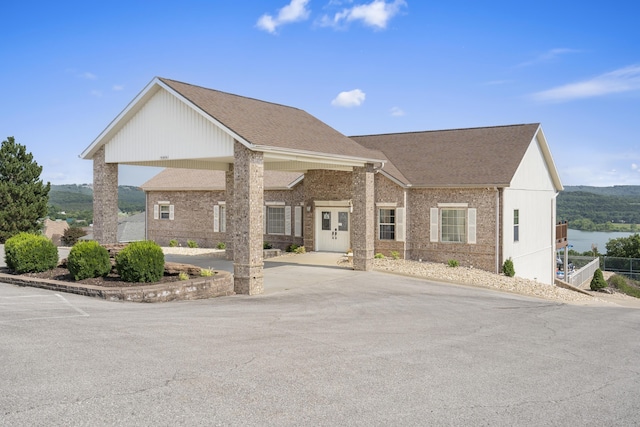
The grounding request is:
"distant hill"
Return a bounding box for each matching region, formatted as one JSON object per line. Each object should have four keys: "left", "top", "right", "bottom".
{"left": 558, "top": 185, "right": 640, "bottom": 226}
{"left": 49, "top": 184, "right": 145, "bottom": 214}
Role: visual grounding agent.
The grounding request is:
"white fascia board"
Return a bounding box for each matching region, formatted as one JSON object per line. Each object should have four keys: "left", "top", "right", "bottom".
{"left": 157, "top": 79, "right": 254, "bottom": 151}
{"left": 377, "top": 169, "right": 410, "bottom": 188}
{"left": 288, "top": 174, "right": 304, "bottom": 189}
{"left": 258, "top": 146, "right": 384, "bottom": 167}
{"left": 79, "top": 77, "right": 255, "bottom": 160}
{"left": 533, "top": 125, "right": 564, "bottom": 192}
{"left": 80, "top": 77, "right": 162, "bottom": 159}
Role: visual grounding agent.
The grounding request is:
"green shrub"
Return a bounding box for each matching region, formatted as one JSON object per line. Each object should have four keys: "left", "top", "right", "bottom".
{"left": 169, "top": 239, "right": 178, "bottom": 247}
{"left": 200, "top": 268, "right": 214, "bottom": 277}
{"left": 294, "top": 246, "right": 306, "bottom": 254}
{"left": 216, "top": 242, "right": 226, "bottom": 250}
{"left": 374, "top": 253, "right": 385, "bottom": 259}
{"left": 263, "top": 242, "right": 273, "bottom": 249}
{"left": 61, "top": 226, "right": 87, "bottom": 246}
{"left": 67, "top": 240, "right": 111, "bottom": 280}
{"left": 447, "top": 259, "right": 459, "bottom": 268}
{"left": 4, "top": 233, "right": 58, "bottom": 273}
{"left": 590, "top": 268, "right": 607, "bottom": 291}
{"left": 390, "top": 251, "right": 400, "bottom": 260}
{"left": 115, "top": 241, "right": 165, "bottom": 283}
{"left": 502, "top": 258, "right": 515, "bottom": 277}
{"left": 286, "top": 244, "right": 298, "bottom": 252}
{"left": 178, "top": 272, "right": 189, "bottom": 281}
{"left": 187, "top": 239, "right": 198, "bottom": 248}
{"left": 608, "top": 275, "right": 640, "bottom": 298}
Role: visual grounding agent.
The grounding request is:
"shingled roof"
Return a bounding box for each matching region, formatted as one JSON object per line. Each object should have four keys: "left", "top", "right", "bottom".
{"left": 351, "top": 124, "right": 543, "bottom": 187}
{"left": 141, "top": 169, "right": 303, "bottom": 191}
{"left": 158, "top": 78, "right": 381, "bottom": 162}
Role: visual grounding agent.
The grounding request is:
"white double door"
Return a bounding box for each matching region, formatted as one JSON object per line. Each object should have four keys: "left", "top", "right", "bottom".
{"left": 316, "top": 208, "right": 350, "bottom": 252}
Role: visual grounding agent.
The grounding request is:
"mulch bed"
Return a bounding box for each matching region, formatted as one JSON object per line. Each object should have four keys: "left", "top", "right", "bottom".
{"left": 1, "top": 266, "right": 198, "bottom": 288}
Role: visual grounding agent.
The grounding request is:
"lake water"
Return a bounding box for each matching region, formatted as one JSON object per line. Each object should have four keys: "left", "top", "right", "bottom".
{"left": 567, "top": 229, "right": 639, "bottom": 254}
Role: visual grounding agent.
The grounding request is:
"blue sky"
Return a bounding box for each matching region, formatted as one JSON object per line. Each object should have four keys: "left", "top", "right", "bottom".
{"left": 2, "top": 0, "right": 639, "bottom": 187}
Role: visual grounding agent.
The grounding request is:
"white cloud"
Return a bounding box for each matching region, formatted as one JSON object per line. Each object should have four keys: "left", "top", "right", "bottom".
{"left": 112, "top": 84, "right": 124, "bottom": 91}
{"left": 257, "top": 0, "right": 310, "bottom": 34}
{"left": 79, "top": 72, "right": 97, "bottom": 80}
{"left": 90, "top": 89, "right": 102, "bottom": 97}
{"left": 532, "top": 64, "right": 640, "bottom": 102}
{"left": 517, "top": 48, "right": 581, "bottom": 68}
{"left": 633, "top": 163, "right": 639, "bottom": 171}
{"left": 321, "top": 0, "right": 406, "bottom": 30}
{"left": 390, "top": 106, "right": 405, "bottom": 116}
{"left": 331, "top": 89, "right": 366, "bottom": 107}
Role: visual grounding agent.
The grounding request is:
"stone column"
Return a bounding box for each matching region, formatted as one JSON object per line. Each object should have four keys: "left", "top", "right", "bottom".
{"left": 93, "top": 146, "right": 118, "bottom": 244}
{"left": 352, "top": 164, "right": 374, "bottom": 271}
{"left": 233, "top": 141, "right": 264, "bottom": 295}
{"left": 225, "top": 164, "right": 234, "bottom": 261}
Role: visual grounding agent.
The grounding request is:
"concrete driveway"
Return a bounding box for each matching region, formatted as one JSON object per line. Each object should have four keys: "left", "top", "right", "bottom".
{"left": 2, "top": 256, "right": 640, "bottom": 426}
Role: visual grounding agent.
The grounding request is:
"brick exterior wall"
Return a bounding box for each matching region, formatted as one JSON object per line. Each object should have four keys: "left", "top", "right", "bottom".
{"left": 407, "top": 187, "right": 499, "bottom": 273}
{"left": 303, "top": 170, "right": 353, "bottom": 250}
{"left": 263, "top": 182, "right": 305, "bottom": 251}
{"left": 352, "top": 165, "right": 375, "bottom": 271}
{"left": 374, "top": 173, "right": 406, "bottom": 258}
{"left": 146, "top": 190, "right": 226, "bottom": 248}
{"left": 92, "top": 146, "right": 118, "bottom": 244}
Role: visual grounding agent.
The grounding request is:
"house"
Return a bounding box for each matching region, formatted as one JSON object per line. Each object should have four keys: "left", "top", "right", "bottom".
{"left": 80, "top": 77, "right": 562, "bottom": 294}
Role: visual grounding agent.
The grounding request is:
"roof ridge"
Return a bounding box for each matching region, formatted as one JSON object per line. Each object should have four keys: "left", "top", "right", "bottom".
{"left": 350, "top": 123, "right": 540, "bottom": 138}
{"left": 157, "top": 77, "right": 306, "bottom": 113}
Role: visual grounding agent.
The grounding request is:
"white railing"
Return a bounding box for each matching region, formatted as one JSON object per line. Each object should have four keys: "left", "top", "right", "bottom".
{"left": 567, "top": 258, "right": 600, "bottom": 287}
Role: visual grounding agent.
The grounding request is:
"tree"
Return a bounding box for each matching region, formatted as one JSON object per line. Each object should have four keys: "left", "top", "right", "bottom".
{"left": 590, "top": 269, "right": 607, "bottom": 291}
{"left": 605, "top": 233, "right": 640, "bottom": 258}
{"left": 0, "top": 137, "right": 51, "bottom": 243}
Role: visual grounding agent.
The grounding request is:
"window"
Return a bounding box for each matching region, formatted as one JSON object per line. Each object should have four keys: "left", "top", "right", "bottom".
{"left": 338, "top": 211, "right": 349, "bottom": 231}
{"left": 379, "top": 208, "right": 395, "bottom": 240}
{"left": 514, "top": 209, "right": 519, "bottom": 242}
{"left": 430, "top": 206, "right": 476, "bottom": 244}
{"left": 321, "top": 211, "right": 331, "bottom": 231}
{"left": 160, "top": 205, "right": 170, "bottom": 220}
{"left": 441, "top": 209, "right": 466, "bottom": 243}
{"left": 267, "top": 206, "right": 285, "bottom": 234}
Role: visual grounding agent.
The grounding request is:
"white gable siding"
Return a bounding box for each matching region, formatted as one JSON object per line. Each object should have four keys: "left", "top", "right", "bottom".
{"left": 502, "top": 135, "right": 557, "bottom": 285}
{"left": 105, "top": 88, "right": 235, "bottom": 163}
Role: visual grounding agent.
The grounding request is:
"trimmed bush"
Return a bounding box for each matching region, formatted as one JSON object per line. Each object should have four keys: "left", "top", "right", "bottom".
{"left": 287, "top": 244, "right": 298, "bottom": 252}
{"left": 294, "top": 246, "right": 306, "bottom": 254}
{"left": 169, "top": 239, "right": 178, "bottom": 247}
{"left": 4, "top": 233, "right": 58, "bottom": 273}
{"left": 263, "top": 242, "right": 273, "bottom": 249}
{"left": 67, "top": 241, "right": 111, "bottom": 280}
{"left": 216, "top": 242, "right": 226, "bottom": 250}
{"left": 447, "top": 259, "right": 459, "bottom": 268}
{"left": 62, "top": 226, "right": 87, "bottom": 246}
{"left": 115, "top": 241, "right": 165, "bottom": 283}
{"left": 187, "top": 239, "right": 198, "bottom": 248}
{"left": 590, "top": 268, "right": 607, "bottom": 291}
{"left": 502, "top": 258, "right": 515, "bottom": 277}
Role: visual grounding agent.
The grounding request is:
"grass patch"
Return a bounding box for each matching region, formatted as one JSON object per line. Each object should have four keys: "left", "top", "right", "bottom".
{"left": 608, "top": 274, "right": 640, "bottom": 298}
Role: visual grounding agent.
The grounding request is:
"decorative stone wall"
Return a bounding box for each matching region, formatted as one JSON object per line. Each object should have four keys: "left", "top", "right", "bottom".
{"left": 146, "top": 190, "right": 226, "bottom": 247}
{"left": 225, "top": 166, "right": 234, "bottom": 261}
{"left": 351, "top": 165, "right": 374, "bottom": 271}
{"left": 93, "top": 146, "right": 118, "bottom": 244}
{"left": 407, "top": 187, "right": 498, "bottom": 273}
{"left": 233, "top": 142, "right": 264, "bottom": 295}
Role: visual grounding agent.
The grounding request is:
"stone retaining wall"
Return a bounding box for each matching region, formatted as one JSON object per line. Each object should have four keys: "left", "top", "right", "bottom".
{"left": 0, "top": 271, "right": 234, "bottom": 303}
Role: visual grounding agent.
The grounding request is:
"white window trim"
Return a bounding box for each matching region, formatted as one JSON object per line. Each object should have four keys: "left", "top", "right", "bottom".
{"left": 378, "top": 208, "right": 396, "bottom": 241}
{"left": 430, "top": 206, "right": 476, "bottom": 244}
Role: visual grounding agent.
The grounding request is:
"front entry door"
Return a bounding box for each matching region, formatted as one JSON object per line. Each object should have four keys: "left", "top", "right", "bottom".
{"left": 317, "top": 208, "right": 350, "bottom": 252}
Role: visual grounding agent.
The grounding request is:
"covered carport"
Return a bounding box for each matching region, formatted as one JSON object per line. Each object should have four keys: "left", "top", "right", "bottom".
{"left": 80, "top": 77, "right": 383, "bottom": 295}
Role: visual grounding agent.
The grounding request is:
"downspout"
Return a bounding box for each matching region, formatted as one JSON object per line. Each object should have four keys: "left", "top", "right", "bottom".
{"left": 403, "top": 187, "right": 408, "bottom": 259}
{"left": 495, "top": 187, "right": 500, "bottom": 274}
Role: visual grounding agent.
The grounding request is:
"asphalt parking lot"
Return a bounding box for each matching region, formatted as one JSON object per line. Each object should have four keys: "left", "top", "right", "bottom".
{"left": 2, "top": 255, "right": 640, "bottom": 426}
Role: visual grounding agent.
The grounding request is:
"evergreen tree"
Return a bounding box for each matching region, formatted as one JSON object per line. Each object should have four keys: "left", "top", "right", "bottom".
{"left": 0, "top": 137, "right": 51, "bottom": 243}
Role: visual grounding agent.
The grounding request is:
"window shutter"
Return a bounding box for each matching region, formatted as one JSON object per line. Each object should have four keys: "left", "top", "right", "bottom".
{"left": 153, "top": 205, "right": 159, "bottom": 220}
{"left": 263, "top": 206, "right": 267, "bottom": 233}
{"left": 169, "top": 205, "right": 174, "bottom": 221}
{"left": 213, "top": 205, "right": 220, "bottom": 233}
{"left": 468, "top": 208, "right": 477, "bottom": 244}
{"left": 285, "top": 206, "right": 292, "bottom": 236}
{"left": 430, "top": 208, "right": 439, "bottom": 242}
{"left": 294, "top": 206, "right": 302, "bottom": 237}
{"left": 395, "top": 207, "right": 406, "bottom": 242}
